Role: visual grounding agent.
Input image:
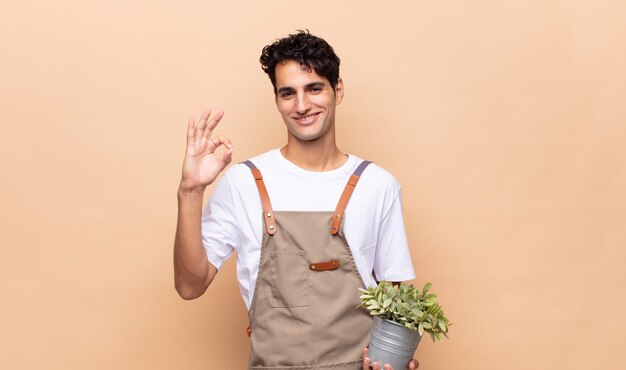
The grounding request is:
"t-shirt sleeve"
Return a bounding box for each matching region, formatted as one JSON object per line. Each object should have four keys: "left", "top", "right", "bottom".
{"left": 373, "top": 189, "right": 416, "bottom": 282}
{"left": 201, "top": 174, "right": 239, "bottom": 270}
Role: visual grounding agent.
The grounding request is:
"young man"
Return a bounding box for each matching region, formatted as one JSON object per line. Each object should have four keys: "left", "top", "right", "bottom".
{"left": 174, "top": 30, "right": 418, "bottom": 370}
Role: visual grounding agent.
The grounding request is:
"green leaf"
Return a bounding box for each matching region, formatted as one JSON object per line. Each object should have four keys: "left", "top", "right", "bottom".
{"left": 389, "top": 285, "right": 398, "bottom": 298}
{"left": 434, "top": 332, "right": 442, "bottom": 342}
{"left": 383, "top": 298, "right": 392, "bottom": 308}
{"left": 418, "top": 323, "right": 424, "bottom": 336}
{"left": 368, "top": 299, "right": 380, "bottom": 309}
{"left": 438, "top": 321, "right": 447, "bottom": 332}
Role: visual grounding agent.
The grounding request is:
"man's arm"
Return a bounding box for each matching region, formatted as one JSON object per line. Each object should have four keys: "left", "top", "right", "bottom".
{"left": 173, "top": 109, "right": 233, "bottom": 300}
{"left": 173, "top": 188, "right": 218, "bottom": 300}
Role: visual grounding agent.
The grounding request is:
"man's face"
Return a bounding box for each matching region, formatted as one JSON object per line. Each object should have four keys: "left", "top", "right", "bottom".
{"left": 274, "top": 60, "right": 344, "bottom": 143}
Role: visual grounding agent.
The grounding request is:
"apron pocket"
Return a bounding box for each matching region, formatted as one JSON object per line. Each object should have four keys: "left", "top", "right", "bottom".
{"left": 269, "top": 250, "right": 311, "bottom": 308}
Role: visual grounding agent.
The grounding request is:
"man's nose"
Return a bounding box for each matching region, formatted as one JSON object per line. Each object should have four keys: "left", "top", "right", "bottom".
{"left": 295, "top": 93, "right": 311, "bottom": 114}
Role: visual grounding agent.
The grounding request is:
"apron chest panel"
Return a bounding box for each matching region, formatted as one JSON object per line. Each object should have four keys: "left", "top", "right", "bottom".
{"left": 242, "top": 160, "right": 374, "bottom": 370}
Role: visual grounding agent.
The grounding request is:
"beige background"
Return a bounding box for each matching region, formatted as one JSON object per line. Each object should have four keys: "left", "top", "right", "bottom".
{"left": 1, "top": 0, "right": 625, "bottom": 369}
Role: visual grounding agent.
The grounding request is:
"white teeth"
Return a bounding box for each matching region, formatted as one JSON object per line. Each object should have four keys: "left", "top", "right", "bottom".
{"left": 295, "top": 113, "right": 318, "bottom": 124}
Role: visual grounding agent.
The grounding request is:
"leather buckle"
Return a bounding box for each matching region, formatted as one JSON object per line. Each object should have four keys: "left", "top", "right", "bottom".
{"left": 309, "top": 260, "right": 340, "bottom": 271}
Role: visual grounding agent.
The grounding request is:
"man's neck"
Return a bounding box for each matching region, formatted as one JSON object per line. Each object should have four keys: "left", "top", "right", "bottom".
{"left": 280, "top": 138, "right": 347, "bottom": 172}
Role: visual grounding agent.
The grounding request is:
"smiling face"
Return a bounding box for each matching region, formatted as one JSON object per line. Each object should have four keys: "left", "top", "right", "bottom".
{"left": 274, "top": 60, "right": 344, "bottom": 143}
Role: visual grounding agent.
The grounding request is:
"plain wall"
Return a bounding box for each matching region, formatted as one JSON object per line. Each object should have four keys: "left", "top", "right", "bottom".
{"left": 1, "top": 1, "right": 625, "bottom": 369}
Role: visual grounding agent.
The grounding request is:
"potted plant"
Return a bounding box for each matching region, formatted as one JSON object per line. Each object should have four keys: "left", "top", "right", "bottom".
{"left": 358, "top": 281, "right": 451, "bottom": 369}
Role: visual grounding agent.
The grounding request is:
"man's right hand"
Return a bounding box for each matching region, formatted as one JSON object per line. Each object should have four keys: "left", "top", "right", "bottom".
{"left": 174, "top": 108, "right": 229, "bottom": 300}
{"left": 180, "top": 108, "right": 233, "bottom": 192}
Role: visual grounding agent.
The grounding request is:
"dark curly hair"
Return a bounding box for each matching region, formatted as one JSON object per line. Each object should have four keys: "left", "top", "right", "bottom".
{"left": 260, "top": 30, "right": 341, "bottom": 96}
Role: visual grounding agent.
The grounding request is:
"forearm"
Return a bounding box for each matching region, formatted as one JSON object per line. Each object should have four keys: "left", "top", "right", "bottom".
{"left": 173, "top": 186, "right": 212, "bottom": 299}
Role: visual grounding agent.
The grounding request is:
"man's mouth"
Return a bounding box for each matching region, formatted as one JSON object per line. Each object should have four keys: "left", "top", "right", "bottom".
{"left": 292, "top": 112, "right": 321, "bottom": 125}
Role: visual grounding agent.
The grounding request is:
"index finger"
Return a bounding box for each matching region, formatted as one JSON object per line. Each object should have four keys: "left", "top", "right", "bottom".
{"left": 363, "top": 348, "right": 370, "bottom": 370}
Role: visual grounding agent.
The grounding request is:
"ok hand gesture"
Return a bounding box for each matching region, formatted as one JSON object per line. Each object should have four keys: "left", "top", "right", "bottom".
{"left": 180, "top": 109, "right": 233, "bottom": 192}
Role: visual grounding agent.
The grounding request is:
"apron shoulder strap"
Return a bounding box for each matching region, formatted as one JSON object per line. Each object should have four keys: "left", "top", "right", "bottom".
{"left": 330, "top": 160, "right": 373, "bottom": 235}
{"left": 241, "top": 160, "right": 277, "bottom": 235}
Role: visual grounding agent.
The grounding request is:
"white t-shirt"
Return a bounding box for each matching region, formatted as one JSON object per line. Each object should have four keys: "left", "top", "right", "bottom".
{"left": 202, "top": 149, "right": 415, "bottom": 309}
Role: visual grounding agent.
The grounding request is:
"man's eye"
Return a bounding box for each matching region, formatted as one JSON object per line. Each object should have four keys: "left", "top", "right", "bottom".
{"left": 309, "top": 87, "right": 322, "bottom": 93}
{"left": 280, "top": 91, "right": 294, "bottom": 98}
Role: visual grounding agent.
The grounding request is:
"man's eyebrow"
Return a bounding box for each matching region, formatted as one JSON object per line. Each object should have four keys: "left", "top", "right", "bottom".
{"left": 277, "top": 82, "right": 327, "bottom": 94}
{"left": 305, "top": 82, "right": 326, "bottom": 89}
{"left": 277, "top": 86, "right": 295, "bottom": 94}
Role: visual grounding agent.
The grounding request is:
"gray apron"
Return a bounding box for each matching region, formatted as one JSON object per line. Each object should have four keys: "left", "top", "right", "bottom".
{"left": 242, "top": 160, "right": 374, "bottom": 369}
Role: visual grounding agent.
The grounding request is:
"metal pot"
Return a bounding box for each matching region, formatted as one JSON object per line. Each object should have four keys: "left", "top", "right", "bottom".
{"left": 368, "top": 316, "right": 422, "bottom": 369}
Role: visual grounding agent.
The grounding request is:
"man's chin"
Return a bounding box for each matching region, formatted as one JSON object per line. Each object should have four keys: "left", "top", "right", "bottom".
{"left": 288, "top": 130, "right": 324, "bottom": 143}
{"left": 282, "top": 124, "right": 315, "bottom": 140}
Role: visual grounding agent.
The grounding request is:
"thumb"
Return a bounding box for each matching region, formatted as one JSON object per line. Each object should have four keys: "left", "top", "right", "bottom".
{"left": 222, "top": 147, "right": 234, "bottom": 165}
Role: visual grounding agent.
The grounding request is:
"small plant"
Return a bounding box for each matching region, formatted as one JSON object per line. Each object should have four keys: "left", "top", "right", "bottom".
{"left": 358, "top": 281, "right": 451, "bottom": 342}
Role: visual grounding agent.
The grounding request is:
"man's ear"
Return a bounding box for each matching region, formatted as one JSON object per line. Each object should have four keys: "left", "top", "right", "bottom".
{"left": 334, "top": 78, "right": 344, "bottom": 105}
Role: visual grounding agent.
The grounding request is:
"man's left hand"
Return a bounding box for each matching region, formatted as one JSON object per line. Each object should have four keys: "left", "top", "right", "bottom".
{"left": 362, "top": 347, "right": 419, "bottom": 370}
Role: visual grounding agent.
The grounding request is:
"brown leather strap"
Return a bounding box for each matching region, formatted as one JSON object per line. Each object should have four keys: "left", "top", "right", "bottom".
{"left": 330, "top": 160, "right": 372, "bottom": 235}
{"left": 242, "top": 161, "right": 277, "bottom": 235}
{"left": 309, "top": 259, "right": 340, "bottom": 271}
